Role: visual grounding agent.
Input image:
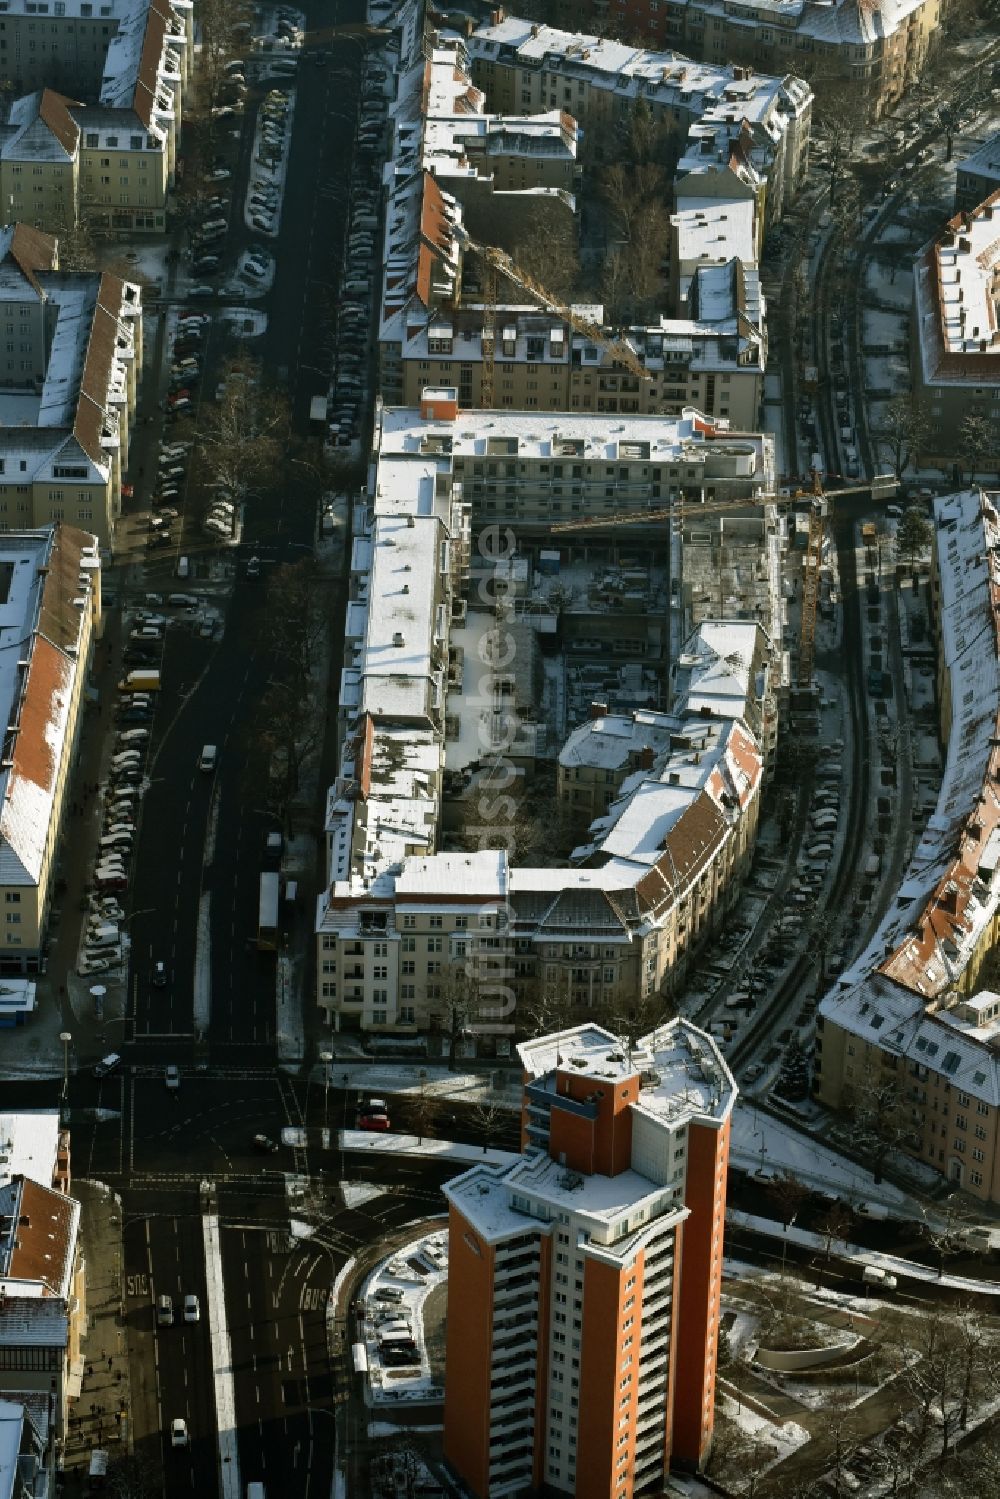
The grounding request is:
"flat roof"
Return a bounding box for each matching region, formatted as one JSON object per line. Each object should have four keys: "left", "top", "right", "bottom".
{"left": 0, "top": 1109, "right": 59, "bottom": 1190}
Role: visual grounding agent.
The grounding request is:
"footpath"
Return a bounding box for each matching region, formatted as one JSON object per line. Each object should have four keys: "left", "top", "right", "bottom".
{"left": 60, "top": 1179, "right": 132, "bottom": 1490}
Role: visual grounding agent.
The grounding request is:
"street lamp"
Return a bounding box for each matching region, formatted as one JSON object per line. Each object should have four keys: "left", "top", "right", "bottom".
{"left": 319, "top": 1050, "right": 333, "bottom": 1130}
{"left": 59, "top": 1031, "right": 72, "bottom": 1103}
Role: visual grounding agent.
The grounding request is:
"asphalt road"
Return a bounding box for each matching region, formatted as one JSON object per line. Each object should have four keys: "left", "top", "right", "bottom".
{"left": 123, "top": 0, "right": 364, "bottom": 1070}
{"left": 56, "top": 2, "right": 393, "bottom": 1491}
{"left": 56, "top": 1057, "right": 468, "bottom": 1495}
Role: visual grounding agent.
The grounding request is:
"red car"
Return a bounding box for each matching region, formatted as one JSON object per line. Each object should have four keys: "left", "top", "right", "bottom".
{"left": 121, "top": 483, "right": 134, "bottom": 500}
{"left": 357, "top": 1111, "right": 390, "bottom": 1132}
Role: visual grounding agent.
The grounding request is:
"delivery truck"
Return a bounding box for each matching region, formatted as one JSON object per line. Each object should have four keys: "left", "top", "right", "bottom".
{"left": 118, "top": 669, "right": 161, "bottom": 692}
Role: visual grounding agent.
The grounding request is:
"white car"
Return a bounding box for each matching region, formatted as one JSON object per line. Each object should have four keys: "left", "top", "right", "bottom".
{"left": 170, "top": 1418, "right": 188, "bottom": 1447}
{"left": 183, "top": 1294, "right": 200, "bottom": 1323}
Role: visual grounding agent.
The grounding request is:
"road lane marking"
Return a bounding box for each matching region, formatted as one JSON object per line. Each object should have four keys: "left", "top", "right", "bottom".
{"left": 202, "top": 1214, "right": 240, "bottom": 1499}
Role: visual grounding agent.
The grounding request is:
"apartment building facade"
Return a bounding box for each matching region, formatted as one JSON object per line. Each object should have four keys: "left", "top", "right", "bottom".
{"left": 384, "top": 259, "right": 766, "bottom": 425}
{"left": 376, "top": 391, "right": 774, "bottom": 539}
{"left": 0, "top": 524, "right": 100, "bottom": 973}
{"left": 911, "top": 192, "right": 1000, "bottom": 467}
{"left": 0, "top": 0, "right": 193, "bottom": 101}
{"left": 478, "top": 0, "right": 937, "bottom": 118}
{"left": 443, "top": 1021, "right": 734, "bottom": 1495}
{"left": 816, "top": 490, "right": 1000, "bottom": 1200}
{"left": 463, "top": 15, "right": 812, "bottom": 214}
{"left": 373, "top": 5, "right": 806, "bottom": 420}
{"left": 315, "top": 393, "right": 772, "bottom": 1036}
{"left": 0, "top": 223, "right": 142, "bottom": 546}
{"left": 955, "top": 132, "right": 1000, "bottom": 213}
{"left": 0, "top": 0, "right": 191, "bottom": 237}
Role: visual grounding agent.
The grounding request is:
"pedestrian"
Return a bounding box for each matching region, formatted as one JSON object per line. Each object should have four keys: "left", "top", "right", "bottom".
{"left": 107, "top": 1355, "right": 113, "bottom": 1371}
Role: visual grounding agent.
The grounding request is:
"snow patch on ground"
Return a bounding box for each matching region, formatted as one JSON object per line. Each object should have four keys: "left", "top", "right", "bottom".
{"left": 340, "top": 1181, "right": 383, "bottom": 1208}
{"left": 719, "top": 1392, "right": 810, "bottom": 1467}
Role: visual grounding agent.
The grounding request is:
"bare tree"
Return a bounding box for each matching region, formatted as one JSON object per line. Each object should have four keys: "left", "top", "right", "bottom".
{"left": 917, "top": 1201, "right": 973, "bottom": 1280}
{"left": 409, "top": 1078, "right": 438, "bottom": 1146}
{"left": 266, "top": 558, "right": 328, "bottom": 686}
{"left": 843, "top": 1058, "right": 911, "bottom": 1183}
{"left": 815, "top": 88, "right": 860, "bottom": 207}
{"left": 874, "top": 396, "right": 931, "bottom": 480}
{"left": 512, "top": 217, "right": 580, "bottom": 304}
{"left": 958, "top": 412, "right": 997, "bottom": 482}
{"left": 817, "top": 1199, "right": 852, "bottom": 1261}
{"left": 256, "top": 680, "right": 324, "bottom": 829}
{"left": 197, "top": 362, "right": 290, "bottom": 509}
{"left": 766, "top": 1169, "right": 810, "bottom": 1231}
{"left": 471, "top": 1095, "right": 509, "bottom": 1154}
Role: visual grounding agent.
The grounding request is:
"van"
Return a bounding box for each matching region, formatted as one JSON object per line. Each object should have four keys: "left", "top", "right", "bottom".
{"left": 247, "top": 1486, "right": 266, "bottom": 1499}
{"left": 199, "top": 744, "right": 218, "bottom": 772}
{"left": 862, "top": 1264, "right": 897, "bottom": 1289}
{"left": 87, "top": 924, "right": 121, "bottom": 947}
{"left": 156, "top": 1295, "right": 174, "bottom": 1326}
{"left": 373, "top": 1287, "right": 404, "bottom": 1304}
{"left": 176, "top": 555, "right": 190, "bottom": 579}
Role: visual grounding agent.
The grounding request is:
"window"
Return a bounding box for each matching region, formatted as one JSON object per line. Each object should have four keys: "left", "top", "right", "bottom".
{"left": 971, "top": 1171, "right": 983, "bottom": 1186}
{"left": 402, "top": 914, "right": 415, "bottom": 929}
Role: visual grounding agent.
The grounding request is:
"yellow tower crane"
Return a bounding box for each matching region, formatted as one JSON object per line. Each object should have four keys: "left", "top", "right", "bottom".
{"left": 552, "top": 476, "right": 897, "bottom": 691}
{"left": 462, "top": 236, "right": 652, "bottom": 406}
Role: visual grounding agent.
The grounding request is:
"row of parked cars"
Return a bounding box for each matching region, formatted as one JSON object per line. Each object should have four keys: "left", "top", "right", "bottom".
{"left": 252, "top": 89, "right": 291, "bottom": 230}
{"left": 324, "top": 61, "right": 388, "bottom": 450}
{"left": 79, "top": 696, "right": 159, "bottom": 971}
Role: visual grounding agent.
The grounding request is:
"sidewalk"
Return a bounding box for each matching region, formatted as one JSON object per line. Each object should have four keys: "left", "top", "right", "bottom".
{"left": 61, "top": 1179, "right": 132, "bottom": 1490}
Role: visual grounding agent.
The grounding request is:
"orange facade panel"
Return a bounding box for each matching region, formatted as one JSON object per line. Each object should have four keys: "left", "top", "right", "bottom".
{"left": 549, "top": 1071, "right": 639, "bottom": 1178}
{"left": 671, "top": 1116, "right": 730, "bottom": 1467}
{"left": 577, "top": 1255, "right": 638, "bottom": 1499}
{"left": 443, "top": 1211, "right": 496, "bottom": 1497}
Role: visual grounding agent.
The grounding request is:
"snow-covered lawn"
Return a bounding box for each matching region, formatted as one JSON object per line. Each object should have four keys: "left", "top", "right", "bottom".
{"left": 730, "top": 1100, "right": 914, "bottom": 1210}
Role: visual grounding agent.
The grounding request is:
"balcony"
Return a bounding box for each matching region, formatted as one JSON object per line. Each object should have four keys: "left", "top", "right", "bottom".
{"left": 491, "top": 1346, "right": 535, "bottom": 1374}
{"left": 494, "top": 1272, "right": 537, "bottom": 1298}
{"left": 493, "top": 1295, "right": 538, "bottom": 1325}
{"left": 492, "top": 1382, "right": 536, "bottom": 1414}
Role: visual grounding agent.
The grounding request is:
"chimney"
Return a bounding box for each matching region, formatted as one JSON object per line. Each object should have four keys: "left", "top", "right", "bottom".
{"left": 939, "top": 884, "right": 958, "bottom": 916}
{"left": 637, "top": 745, "right": 656, "bottom": 770}
{"left": 589, "top": 700, "right": 608, "bottom": 720}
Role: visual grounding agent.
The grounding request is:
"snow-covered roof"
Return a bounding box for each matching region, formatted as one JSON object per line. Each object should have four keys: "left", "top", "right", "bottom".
{"left": 518, "top": 1019, "right": 734, "bottom": 1122}
{"left": 446, "top": 1019, "right": 732, "bottom": 1246}
{"left": 958, "top": 131, "right": 1000, "bottom": 192}
{"left": 558, "top": 708, "right": 678, "bottom": 772}
{"left": 100, "top": 0, "right": 191, "bottom": 129}
{"left": 913, "top": 190, "right": 1000, "bottom": 388}
{"left": 0, "top": 1109, "right": 60, "bottom": 1190}
{"left": 0, "top": 90, "right": 80, "bottom": 164}
{"left": 819, "top": 974, "right": 1000, "bottom": 1108}
{"left": 0, "top": 1297, "right": 67, "bottom": 1347}
{"left": 673, "top": 619, "right": 766, "bottom": 720}
{"left": 672, "top": 198, "right": 757, "bottom": 275}
{"left": 377, "top": 401, "right": 772, "bottom": 477}
{"left": 820, "top": 491, "right": 1000, "bottom": 1095}
{"left": 395, "top": 850, "right": 507, "bottom": 900}
{"left": 464, "top": 16, "right": 804, "bottom": 119}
